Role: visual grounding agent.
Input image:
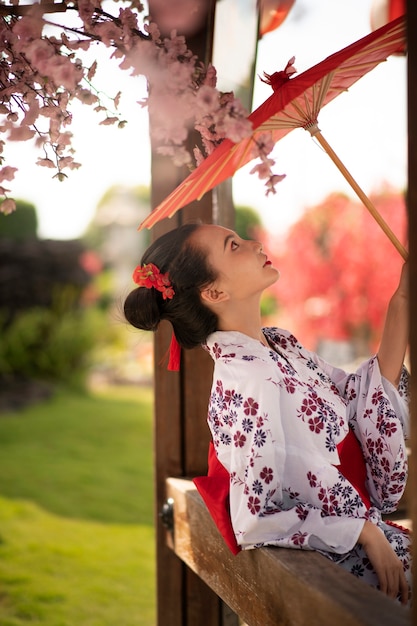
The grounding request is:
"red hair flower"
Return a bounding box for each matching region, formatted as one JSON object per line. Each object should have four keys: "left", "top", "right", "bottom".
{"left": 132, "top": 263, "right": 175, "bottom": 300}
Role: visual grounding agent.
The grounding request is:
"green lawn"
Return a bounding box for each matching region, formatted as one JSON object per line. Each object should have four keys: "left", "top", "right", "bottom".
{"left": 0, "top": 385, "right": 156, "bottom": 626}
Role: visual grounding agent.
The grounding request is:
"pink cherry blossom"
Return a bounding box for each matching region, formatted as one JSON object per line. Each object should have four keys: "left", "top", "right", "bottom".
{"left": 12, "top": 13, "right": 43, "bottom": 45}
{"left": 23, "top": 100, "right": 40, "bottom": 126}
{"left": 0, "top": 166, "right": 17, "bottom": 182}
{"left": 195, "top": 85, "right": 219, "bottom": 113}
{"left": 0, "top": 198, "right": 16, "bottom": 214}
{"left": 7, "top": 126, "right": 36, "bottom": 141}
{"left": 45, "top": 55, "right": 84, "bottom": 91}
{"left": 99, "top": 117, "right": 119, "bottom": 126}
{"left": 250, "top": 159, "right": 276, "bottom": 180}
{"left": 221, "top": 116, "right": 253, "bottom": 143}
{"left": 36, "top": 158, "right": 56, "bottom": 169}
{"left": 24, "top": 39, "right": 54, "bottom": 66}
{"left": 203, "top": 63, "right": 217, "bottom": 87}
{"left": 76, "top": 89, "right": 99, "bottom": 105}
{"left": 0, "top": 1, "right": 286, "bottom": 207}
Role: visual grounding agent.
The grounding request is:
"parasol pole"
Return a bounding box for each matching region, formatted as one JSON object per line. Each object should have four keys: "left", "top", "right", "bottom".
{"left": 305, "top": 122, "right": 408, "bottom": 261}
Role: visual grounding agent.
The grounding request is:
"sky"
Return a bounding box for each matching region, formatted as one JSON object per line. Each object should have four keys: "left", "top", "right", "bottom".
{"left": 4, "top": 0, "right": 407, "bottom": 240}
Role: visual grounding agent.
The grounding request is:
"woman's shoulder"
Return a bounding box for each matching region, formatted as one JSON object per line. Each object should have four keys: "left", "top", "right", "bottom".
{"left": 203, "top": 330, "right": 272, "bottom": 365}
{"left": 204, "top": 330, "right": 262, "bottom": 360}
{"left": 263, "top": 326, "right": 303, "bottom": 351}
{"left": 203, "top": 328, "right": 305, "bottom": 366}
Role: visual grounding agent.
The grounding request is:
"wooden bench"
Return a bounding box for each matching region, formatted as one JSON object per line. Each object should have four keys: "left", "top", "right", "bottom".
{"left": 165, "top": 477, "right": 410, "bottom": 626}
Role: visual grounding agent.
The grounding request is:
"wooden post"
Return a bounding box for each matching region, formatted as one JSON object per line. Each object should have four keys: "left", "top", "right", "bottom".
{"left": 148, "top": 2, "right": 254, "bottom": 624}
{"left": 406, "top": 3, "right": 417, "bottom": 625}
{"left": 150, "top": 86, "right": 220, "bottom": 626}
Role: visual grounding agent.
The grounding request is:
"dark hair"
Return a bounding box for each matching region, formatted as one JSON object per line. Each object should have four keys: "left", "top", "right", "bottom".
{"left": 123, "top": 223, "right": 218, "bottom": 349}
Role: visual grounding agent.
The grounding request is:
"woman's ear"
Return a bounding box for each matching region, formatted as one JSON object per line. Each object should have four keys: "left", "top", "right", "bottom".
{"left": 200, "top": 285, "right": 229, "bottom": 305}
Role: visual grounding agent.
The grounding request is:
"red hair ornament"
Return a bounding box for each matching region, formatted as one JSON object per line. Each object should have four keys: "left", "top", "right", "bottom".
{"left": 132, "top": 262, "right": 180, "bottom": 371}
{"left": 132, "top": 262, "right": 175, "bottom": 300}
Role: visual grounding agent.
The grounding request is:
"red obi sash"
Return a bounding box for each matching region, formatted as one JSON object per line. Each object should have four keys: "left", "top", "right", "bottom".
{"left": 193, "top": 428, "right": 371, "bottom": 555}
{"left": 193, "top": 442, "right": 241, "bottom": 554}
{"left": 335, "top": 428, "right": 371, "bottom": 510}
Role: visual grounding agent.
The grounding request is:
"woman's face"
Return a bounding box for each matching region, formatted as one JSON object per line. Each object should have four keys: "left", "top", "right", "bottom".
{"left": 190, "top": 224, "right": 279, "bottom": 301}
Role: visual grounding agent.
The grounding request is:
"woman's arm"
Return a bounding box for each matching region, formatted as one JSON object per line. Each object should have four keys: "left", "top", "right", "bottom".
{"left": 359, "top": 520, "right": 409, "bottom": 604}
{"left": 377, "top": 263, "right": 409, "bottom": 387}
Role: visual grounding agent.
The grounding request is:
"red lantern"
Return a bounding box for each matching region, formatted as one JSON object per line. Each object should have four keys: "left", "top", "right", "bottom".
{"left": 258, "top": 0, "right": 295, "bottom": 37}
{"left": 370, "top": 0, "right": 405, "bottom": 54}
{"left": 370, "top": 0, "right": 405, "bottom": 28}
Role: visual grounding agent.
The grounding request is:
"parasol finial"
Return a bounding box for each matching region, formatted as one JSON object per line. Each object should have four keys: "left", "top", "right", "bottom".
{"left": 260, "top": 56, "right": 297, "bottom": 92}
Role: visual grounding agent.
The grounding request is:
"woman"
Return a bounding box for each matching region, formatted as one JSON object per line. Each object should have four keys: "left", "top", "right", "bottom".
{"left": 124, "top": 222, "right": 411, "bottom": 605}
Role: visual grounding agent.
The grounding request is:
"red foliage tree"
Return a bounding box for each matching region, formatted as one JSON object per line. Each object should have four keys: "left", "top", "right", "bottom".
{"left": 261, "top": 188, "right": 407, "bottom": 356}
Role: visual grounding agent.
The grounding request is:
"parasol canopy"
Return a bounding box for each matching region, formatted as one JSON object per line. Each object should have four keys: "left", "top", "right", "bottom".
{"left": 139, "top": 16, "right": 407, "bottom": 259}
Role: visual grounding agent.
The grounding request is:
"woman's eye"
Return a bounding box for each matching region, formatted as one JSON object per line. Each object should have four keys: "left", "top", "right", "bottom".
{"left": 231, "top": 240, "right": 239, "bottom": 250}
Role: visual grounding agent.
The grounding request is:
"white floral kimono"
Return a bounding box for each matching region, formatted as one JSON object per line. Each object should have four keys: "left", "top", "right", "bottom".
{"left": 203, "top": 327, "right": 411, "bottom": 597}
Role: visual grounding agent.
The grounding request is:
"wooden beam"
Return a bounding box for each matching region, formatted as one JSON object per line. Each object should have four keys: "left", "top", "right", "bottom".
{"left": 0, "top": 2, "right": 67, "bottom": 16}
{"left": 167, "top": 477, "right": 411, "bottom": 626}
{"left": 406, "top": 2, "right": 417, "bottom": 625}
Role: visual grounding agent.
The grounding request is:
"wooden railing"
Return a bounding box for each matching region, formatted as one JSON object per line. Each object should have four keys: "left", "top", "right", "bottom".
{"left": 165, "top": 477, "right": 411, "bottom": 626}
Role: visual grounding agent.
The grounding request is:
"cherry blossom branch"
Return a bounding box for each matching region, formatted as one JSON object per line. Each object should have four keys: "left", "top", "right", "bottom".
{"left": 0, "top": 0, "right": 284, "bottom": 214}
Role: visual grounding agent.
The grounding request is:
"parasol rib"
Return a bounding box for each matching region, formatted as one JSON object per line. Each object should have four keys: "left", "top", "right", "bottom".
{"left": 194, "top": 137, "right": 256, "bottom": 203}
{"left": 306, "top": 123, "right": 408, "bottom": 261}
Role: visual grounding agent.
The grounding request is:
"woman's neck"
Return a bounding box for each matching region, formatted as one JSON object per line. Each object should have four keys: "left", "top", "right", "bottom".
{"left": 217, "top": 301, "right": 266, "bottom": 345}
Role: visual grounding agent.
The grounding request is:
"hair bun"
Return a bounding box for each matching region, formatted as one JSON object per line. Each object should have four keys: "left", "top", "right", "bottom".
{"left": 124, "top": 286, "right": 162, "bottom": 331}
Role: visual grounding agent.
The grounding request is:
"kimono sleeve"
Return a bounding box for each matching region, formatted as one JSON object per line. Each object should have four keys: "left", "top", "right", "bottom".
{"left": 307, "top": 353, "right": 409, "bottom": 512}
{"left": 208, "top": 353, "right": 366, "bottom": 554}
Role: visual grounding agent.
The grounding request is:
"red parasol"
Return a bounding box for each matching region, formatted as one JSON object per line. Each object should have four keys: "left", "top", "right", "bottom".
{"left": 139, "top": 16, "right": 407, "bottom": 260}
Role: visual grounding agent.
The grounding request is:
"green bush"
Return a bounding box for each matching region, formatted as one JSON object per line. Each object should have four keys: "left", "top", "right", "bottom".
{"left": 0, "top": 306, "right": 111, "bottom": 388}
{"left": 0, "top": 199, "right": 38, "bottom": 239}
